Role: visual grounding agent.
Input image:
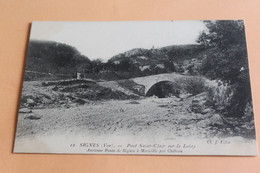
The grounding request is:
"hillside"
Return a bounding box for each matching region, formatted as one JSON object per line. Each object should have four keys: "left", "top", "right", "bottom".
{"left": 101, "top": 44, "right": 206, "bottom": 79}
{"left": 24, "top": 41, "right": 206, "bottom": 81}
{"left": 110, "top": 44, "right": 204, "bottom": 64}
{"left": 24, "top": 40, "right": 92, "bottom": 80}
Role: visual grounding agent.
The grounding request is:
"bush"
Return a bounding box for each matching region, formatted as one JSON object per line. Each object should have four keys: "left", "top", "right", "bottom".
{"left": 243, "top": 101, "right": 254, "bottom": 121}
{"left": 205, "top": 80, "right": 234, "bottom": 113}
{"left": 197, "top": 20, "right": 253, "bottom": 119}
{"left": 173, "top": 76, "right": 206, "bottom": 95}
{"left": 204, "top": 80, "right": 254, "bottom": 120}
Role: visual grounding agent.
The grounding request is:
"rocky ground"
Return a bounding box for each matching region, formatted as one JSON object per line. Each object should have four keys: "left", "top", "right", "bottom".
{"left": 16, "top": 79, "right": 256, "bottom": 141}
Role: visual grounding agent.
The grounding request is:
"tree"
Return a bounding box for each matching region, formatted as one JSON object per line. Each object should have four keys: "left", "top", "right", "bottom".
{"left": 26, "top": 40, "right": 91, "bottom": 77}
{"left": 119, "top": 58, "right": 132, "bottom": 71}
{"left": 197, "top": 20, "right": 252, "bottom": 117}
{"left": 163, "top": 56, "right": 176, "bottom": 72}
{"left": 91, "top": 59, "right": 104, "bottom": 73}
{"left": 197, "top": 20, "right": 246, "bottom": 50}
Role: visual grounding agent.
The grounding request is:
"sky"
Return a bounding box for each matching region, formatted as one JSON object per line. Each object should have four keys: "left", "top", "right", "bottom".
{"left": 30, "top": 21, "right": 206, "bottom": 61}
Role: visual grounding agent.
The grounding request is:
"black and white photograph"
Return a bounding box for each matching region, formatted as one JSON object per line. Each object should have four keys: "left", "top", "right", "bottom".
{"left": 14, "top": 20, "right": 257, "bottom": 155}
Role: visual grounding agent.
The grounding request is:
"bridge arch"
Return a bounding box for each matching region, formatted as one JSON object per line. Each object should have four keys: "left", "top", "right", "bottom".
{"left": 132, "top": 73, "right": 182, "bottom": 95}
{"left": 145, "top": 80, "right": 180, "bottom": 98}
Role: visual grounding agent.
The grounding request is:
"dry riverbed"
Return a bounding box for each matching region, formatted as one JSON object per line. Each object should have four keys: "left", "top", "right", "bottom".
{"left": 16, "top": 95, "right": 231, "bottom": 140}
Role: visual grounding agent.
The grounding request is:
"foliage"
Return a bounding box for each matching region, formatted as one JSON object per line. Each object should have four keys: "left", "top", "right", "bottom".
{"left": 197, "top": 20, "right": 246, "bottom": 49}
{"left": 174, "top": 76, "right": 206, "bottom": 95}
{"left": 25, "top": 40, "right": 206, "bottom": 81}
{"left": 106, "top": 45, "right": 204, "bottom": 77}
{"left": 25, "top": 40, "right": 91, "bottom": 80}
{"left": 243, "top": 101, "right": 254, "bottom": 122}
{"left": 205, "top": 80, "right": 234, "bottom": 112}
{"left": 91, "top": 59, "right": 104, "bottom": 73}
{"left": 197, "top": 20, "right": 252, "bottom": 117}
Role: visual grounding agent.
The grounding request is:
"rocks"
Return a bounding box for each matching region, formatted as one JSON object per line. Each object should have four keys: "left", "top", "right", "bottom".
{"left": 170, "top": 101, "right": 178, "bottom": 106}
{"left": 178, "top": 125, "right": 186, "bottom": 130}
{"left": 201, "top": 108, "right": 211, "bottom": 115}
{"left": 196, "top": 113, "right": 212, "bottom": 119}
{"left": 250, "top": 120, "right": 255, "bottom": 126}
{"left": 27, "top": 98, "right": 34, "bottom": 104}
{"left": 190, "top": 99, "right": 203, "bottom": 113}
{"left": 189, "top": 94, "right": 212, "bottom": 115}
{"left": 209, "top": 114, "right": 223, "bottom": 125}
{"left": 42, "top": 79, "right": 96, "bottom": 87}
{"left": 196, "top": 114, "right": 223, "bottom": 128}
{"left": 19, "top": 108, "right": 32, "bottom": 113}
{"left": 24, "top": 114, "right": 41, "bottom": 120}
{"left": 179, "top": 93, "right": 192, "bottom": 99}
{"left": 234, "top": 127, "right": 241, "bottom": 131}
{"left": 241, "top": 121, "right": 255, "bottom": 130}
{"left": 75, "top": 98, "right": 88, "bottom": 105}
{"left": 21, "top": 80, "right": 141, "bottom": 110}
{"left": 187, "top": 107, "right": 192, "bottom": 113}
{"left": 26, "top": 98, "right": 36, "bottom": 107}
{"left": 187, "top": 123, "right": 195, "bottom": 129}
{"left": 226, "top": 128, "right": 231, "bottom": 132}
{"left": 128, "top": 100, "right": 140, "bottom": 104}
{"left": 197, "top": 119, "right": 211, "bottom": 128}
{"left": 192, "top": 92, "right": 207, "bottom": 101}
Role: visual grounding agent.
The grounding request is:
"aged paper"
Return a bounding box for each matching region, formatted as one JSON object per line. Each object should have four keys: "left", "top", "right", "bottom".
{"left": 14, "top": 21, "right": 257, "bottom": 155}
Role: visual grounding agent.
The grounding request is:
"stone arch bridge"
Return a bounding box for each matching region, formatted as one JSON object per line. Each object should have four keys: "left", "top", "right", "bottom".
{"left": 132, "top": 73, "right": 189, "bottom": 96}
{"left": 98, "top": 73, "right": 197, "bottom": 97}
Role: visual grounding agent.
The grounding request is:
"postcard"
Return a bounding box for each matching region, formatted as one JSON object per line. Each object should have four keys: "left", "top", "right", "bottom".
{"left": 14, "top": 20, "right": 257, "bottom": 155}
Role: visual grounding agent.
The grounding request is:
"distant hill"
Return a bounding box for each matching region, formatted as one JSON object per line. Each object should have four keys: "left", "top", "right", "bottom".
{"left": 105, "top": 44, "right": 206, "bottom": 79}
{"left": 24, "top": 40, "right": 206, "bottom": 81}
{"left": 24, "top": 40, "right": 91, "bottom": 80}
{"left": 109, "top": 44, "right": 204, "bottom": 66}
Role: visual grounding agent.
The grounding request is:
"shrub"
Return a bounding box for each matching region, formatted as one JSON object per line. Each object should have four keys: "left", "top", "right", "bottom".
{"left": 243, "top": 101, "right": 254, "bottom": 121}
{"left": 206, "top": 81, "right": 233, "bottom": 106}
{"left": 173, "top": 76, "right": 206, "bottom": 95}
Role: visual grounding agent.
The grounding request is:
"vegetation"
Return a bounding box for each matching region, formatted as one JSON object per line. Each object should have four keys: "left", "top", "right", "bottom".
{"left": 197, "top": 20, "right": 253, "bottom": 119}
{"left": 25, "top": 41, "right": 204, "bottom": 81}
{"left": 174, "top": 76, "right": 206, "bottom": 96}
{"left": 25, "top": 21, "right": 254, "bottom": 121}
{"left": 105, "top": 45, "right": 204, "bottom": 78}
{"left": 25, "top": 40, "right": 92, "bottom": 80}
